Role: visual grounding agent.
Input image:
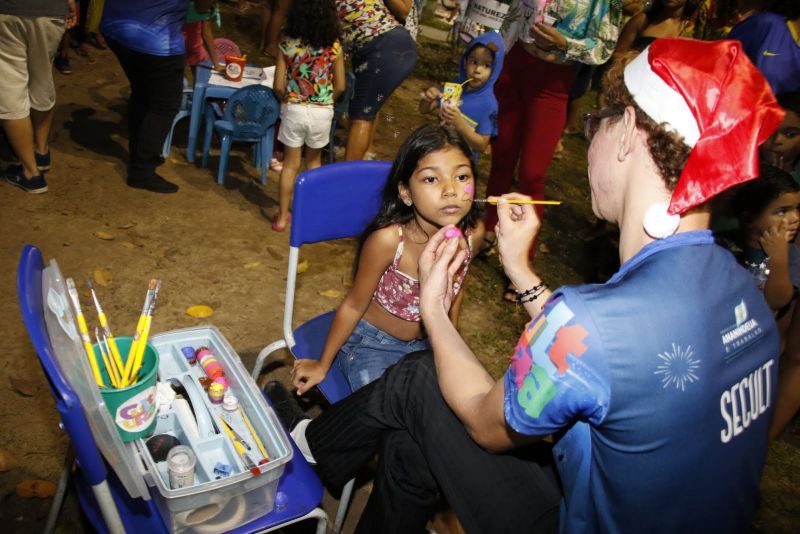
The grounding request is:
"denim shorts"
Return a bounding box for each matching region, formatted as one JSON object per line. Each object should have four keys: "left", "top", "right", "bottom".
{"left": 336, "top": 319, "right": 430, "bottom": 392}
{"left": 349, "top": 26, "right": 417, "bottom": 120}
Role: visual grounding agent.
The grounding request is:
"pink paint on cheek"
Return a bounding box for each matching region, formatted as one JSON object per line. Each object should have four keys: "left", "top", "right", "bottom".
{"left": 445, "top": 227, "right": 462, "bottom": 239}
{"left": 464, "top": 183, "right": 474, "bottom": 195}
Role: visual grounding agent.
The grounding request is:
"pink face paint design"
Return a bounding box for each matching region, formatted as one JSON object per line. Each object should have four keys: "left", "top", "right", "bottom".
{"left": 464, "top": 183, "right": 474, "bottom": 195}
{"left": 445, "top": 227, "right": 462, "bottom": 239}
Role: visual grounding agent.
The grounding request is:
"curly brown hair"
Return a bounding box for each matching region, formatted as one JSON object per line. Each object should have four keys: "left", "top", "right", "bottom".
{"left": 601, "top": 52, "right": 692, "bottom": 192}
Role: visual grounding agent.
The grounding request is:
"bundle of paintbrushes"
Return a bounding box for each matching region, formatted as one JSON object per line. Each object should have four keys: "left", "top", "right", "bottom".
{"left": 66, "top": 277, "right": 161, "bottom": 389}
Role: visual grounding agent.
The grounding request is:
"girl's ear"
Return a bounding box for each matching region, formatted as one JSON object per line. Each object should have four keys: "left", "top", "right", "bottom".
{"left": 398, "top": 183, "right": 411, "bottom": 206}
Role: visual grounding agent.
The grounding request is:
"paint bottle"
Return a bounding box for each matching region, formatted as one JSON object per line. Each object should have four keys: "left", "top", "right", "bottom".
{"left": 222, "top": 394, "right": 239, "bottom": 412}
{"left": 181, "top": 346, "right": 196, "bottom": 365}
{"left": 167, "top": 445, "right": 196, "bottom": 489}
{"left": 197, "top": 347, "right": 225, "bottom": 381}
{"left": 208, "top": 382, "right": 225, "bottom": 404}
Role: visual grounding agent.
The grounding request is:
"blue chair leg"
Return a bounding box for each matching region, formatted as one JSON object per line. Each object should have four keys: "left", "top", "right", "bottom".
{"left": 260, "top": 130, "right": 274, "bottom": 185}
{"left": 327, "top": 121, "right": 336, "bottom": 164}
{"left": 217, "top": 134, "right": 232, "bottom": 185}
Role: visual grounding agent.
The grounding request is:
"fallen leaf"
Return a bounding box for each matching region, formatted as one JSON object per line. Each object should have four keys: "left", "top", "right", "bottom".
{"left": 296, "top": 259, "right": 309, "bottom": 274}
{"left": 93, "top": 268, "right": 113, "bottom": 287}
{"left": 0, "top": 450, "right": 17, "bottom": 472}
{"left": 63, "top": 242, "right": 72, "bottom": 247}
{"left": 186, "top": 305, "right": 214, "bottom": 318}
{"left": 266, "top": 246, "right": 283, "bottom": 261}
{"left": 93, "top": 231, "right": 114, "bottom": 241}
{"left": 121, "top": 241, "right": 137, "bottom": 249}
{"left": 117, "top": 223, "right": 136, "bottom": 229}
{"left": 243, "top": 261, "right": 261, "bottom": 270}
{"left": 318, "top": 289, "right": 342, "bottom": 298}
{"left": 16, "top": 480, "right": 57, "bottom": 499}
{"left": 9, "top": 376, "right": 36, "bottom": 397}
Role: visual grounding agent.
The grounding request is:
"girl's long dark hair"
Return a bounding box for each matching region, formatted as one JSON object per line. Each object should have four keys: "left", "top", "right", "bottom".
{"left": 355, "top": 124, "right": 483, "bottom": 269}
{"left": 285, "top": 0, "right": 340, "bottom": 49}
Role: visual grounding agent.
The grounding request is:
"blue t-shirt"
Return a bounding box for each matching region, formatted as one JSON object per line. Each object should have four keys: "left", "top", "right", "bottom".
{"left": 101, "top": 0, "right": 188, "bottom": 56}
{"left": 728, "top": 12, "right": 800, "bottom": 95}
{"left": 504, "top": 231, "right": 778, "bottom": 532}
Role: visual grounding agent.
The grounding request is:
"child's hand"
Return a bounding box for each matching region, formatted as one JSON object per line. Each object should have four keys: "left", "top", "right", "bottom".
{"left": 291, "top": 359, "right": 329, "bottom": 396}
{"left": 439, "top": 102, "right": 461, "bottom": 125}
{"left": 760, "top": 220, "right": 789, "bottom": 265}
{"left": 213, "top": 62, "right": 226, "bottom": 73}
{"left": 421, "top": 86, "right": 442, "bottom": 103}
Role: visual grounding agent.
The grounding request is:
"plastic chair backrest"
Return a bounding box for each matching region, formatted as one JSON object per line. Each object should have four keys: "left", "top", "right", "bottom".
{"left": 289, "top": 160, "right": 392, "bottom": 247}
{"left": 223, "top": 85, "right": 281, "bottom": 139}
{"left": 16, "top": 245, "right": 108, "bottom": 486}
{"left": 214, "top": 37, "right": 241, "bottom": 59}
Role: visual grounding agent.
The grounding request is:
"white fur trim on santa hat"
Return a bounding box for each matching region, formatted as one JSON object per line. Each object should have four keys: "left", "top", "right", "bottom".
{"left": 624, "top": 47, "right": 700, "bottom": 148}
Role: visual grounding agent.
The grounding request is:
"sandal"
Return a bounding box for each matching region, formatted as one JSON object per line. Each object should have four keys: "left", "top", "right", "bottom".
{"left": 271, "top": 213, "right": 291, "bottom": 232}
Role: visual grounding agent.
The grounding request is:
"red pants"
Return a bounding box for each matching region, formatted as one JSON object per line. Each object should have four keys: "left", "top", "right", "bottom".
{"left": 485, "top": 46, "right": 575, "bottom": 257}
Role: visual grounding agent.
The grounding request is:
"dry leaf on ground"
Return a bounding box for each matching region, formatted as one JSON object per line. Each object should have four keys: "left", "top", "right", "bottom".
{"left": 93, "top": 268, "right": 113, "bottom": 287}
{"left": 186, "top": 305, "right": 214, "bottom": 318}
{"left": 118, "top": 223, "right": 136, "bottom": 229}
{"left": 297, "top": 259, "right": 309, "bottom": 274}
{"left": 318, "top": 289, "right": 342, "bottom": 298}
{"left": 0, "top": 450, "right": 18, "bottom": 471}
{"left": 266, "top": 246, "right": 283, "bottom": 261}
{"left": 243, "top": 261, "right": 261, "bottom": 270}
{"left": 16, "top": 480, "right": 57, "bottom": 498}
{"left": 93, "top": 231, "right": 114, "bottom": 241}
{"left": 9, "top": 376, "right": 36, "bottom": 397}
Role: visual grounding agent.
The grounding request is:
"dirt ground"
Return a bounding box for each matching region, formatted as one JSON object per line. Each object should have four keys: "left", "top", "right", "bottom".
{"left": 0, "top": 4, "right": 798, "bottom": 533}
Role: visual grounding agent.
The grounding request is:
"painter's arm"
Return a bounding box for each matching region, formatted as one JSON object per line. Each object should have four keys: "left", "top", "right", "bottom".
{"left": 332, "top": 44, "right": 346, "bottom": 102}
{"left": 419, "top": 226, "right": 538, "bottom": 452}
{"left": 385, "top": 0, "right": 412, "bottom": 21}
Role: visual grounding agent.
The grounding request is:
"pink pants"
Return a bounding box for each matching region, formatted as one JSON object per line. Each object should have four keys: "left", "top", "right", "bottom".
{"left": 485, "top": 46, "right": 575, "bottom": 258}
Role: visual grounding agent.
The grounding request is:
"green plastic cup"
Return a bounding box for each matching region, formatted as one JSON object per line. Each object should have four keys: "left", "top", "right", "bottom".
{"left": 94, "top": 336, "right": 160, "bottom": 442}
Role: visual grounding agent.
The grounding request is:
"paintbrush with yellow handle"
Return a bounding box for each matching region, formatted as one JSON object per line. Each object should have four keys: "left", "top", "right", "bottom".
{"left": 66, "top": 278, "right": 104, "bottom": 387}
{"left": 474, "top": 196, "right": 562, "bottom": 205}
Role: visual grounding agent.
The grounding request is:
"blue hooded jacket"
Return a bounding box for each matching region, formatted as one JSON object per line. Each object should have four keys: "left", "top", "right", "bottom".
{"left": 454, "top": 31, "right": 505, "bottom": 138}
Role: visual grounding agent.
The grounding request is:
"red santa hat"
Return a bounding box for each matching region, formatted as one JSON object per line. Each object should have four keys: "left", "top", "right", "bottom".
{"left": 623, "top": 38, "right": 785, "bottom": 215}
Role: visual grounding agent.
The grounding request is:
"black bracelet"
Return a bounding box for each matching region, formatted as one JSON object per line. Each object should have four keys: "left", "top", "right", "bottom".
{"left": 520, "top": 285, "right": 548, "bottom": 304}
{"left": 516, "top": 282, "right": 546, "bottom": 304}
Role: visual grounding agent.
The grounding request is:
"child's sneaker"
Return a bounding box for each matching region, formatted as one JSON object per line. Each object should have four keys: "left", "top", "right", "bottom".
{"left": 35, "top": 150, "right": 51, "bottom": 171}
{"left": 54, "top": 56, "right": 72, "bottom": 75}
{"left": 5, "top": 167, "right": 48, "bottom": 193}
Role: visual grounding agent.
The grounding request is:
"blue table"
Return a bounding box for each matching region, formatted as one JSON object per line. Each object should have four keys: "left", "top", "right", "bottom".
{"left": 185, "top": 64, "right": 274, "bottom": 163}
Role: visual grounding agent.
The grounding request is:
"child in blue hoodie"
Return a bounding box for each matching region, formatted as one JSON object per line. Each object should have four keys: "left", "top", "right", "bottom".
{"left": 419, "top": 31, "right": 505, "bottom": 157}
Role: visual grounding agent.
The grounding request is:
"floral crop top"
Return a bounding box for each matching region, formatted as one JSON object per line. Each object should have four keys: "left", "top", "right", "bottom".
{"left": 372, "top": 225, "right": 472, "bottom": 322}
{"left": 336, "top": 0, "right": 400, "bottom": 52}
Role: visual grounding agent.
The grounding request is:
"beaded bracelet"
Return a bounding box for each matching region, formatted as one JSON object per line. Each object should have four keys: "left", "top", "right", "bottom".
{"left": 516, "top": 282, "right": 547, "bottom": 304}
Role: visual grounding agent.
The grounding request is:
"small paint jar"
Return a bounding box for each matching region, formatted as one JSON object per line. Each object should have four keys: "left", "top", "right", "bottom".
{"left": 203, "top": 362, "right": 224, "bottom": 381}
{"left": 167, "top": 445, "right": 196, "bottom": 489}
{"left": 208, "top": 382, "right": 225, "bottom": 404}
{"left": 222, "top": 394, "right": 238, "bottom": 412}
{"left": 213, "top": 376, "right": 229, "bottom": 392}
{"left": 181, "top": 346, "right": 196, "bottom": 365}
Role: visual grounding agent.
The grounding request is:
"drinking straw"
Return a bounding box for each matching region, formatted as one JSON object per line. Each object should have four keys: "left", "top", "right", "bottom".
{"left": 95, "top": 328, "right": 120, "bottom": 388}
{"left": 238, "top": 405, "right": 269, "bottom": 462}
{"left": 87, "top": 280, "right": 125, "bottom": 382}
{"left": 474, "top": 197, "right": 562, "bottom": 205}
{"left": 66, "top": 278, "right": 104, "bottom": 387}
{"left": 127, "top": 279, "right": 161, "bottom": 386}
{"left": 122, "top": 279, "right": 156, "bottom": 386}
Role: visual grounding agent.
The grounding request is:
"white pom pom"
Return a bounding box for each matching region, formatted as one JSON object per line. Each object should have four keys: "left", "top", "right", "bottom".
{"left": 643, "top": 201, "right": 680, "bottom": 239}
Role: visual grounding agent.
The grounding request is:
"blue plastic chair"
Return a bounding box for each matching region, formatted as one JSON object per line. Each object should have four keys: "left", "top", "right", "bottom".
{"left": 201, "top": 85, "right": 280, "bottom": 185}
{"left": 161, "top": 77, "right": 193, "bottom": 158}
{"left": 327, "top": 71, "right": 356, "bottom": 164}
{"left": 251, "top": 160, "right": 392, "bottom": 533}
{"left": 16, "top": 245, "right": 328, "bottom": 534}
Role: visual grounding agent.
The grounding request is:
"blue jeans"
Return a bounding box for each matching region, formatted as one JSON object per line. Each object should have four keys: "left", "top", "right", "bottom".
{"left": 337, "top": 320, "right": 430, "bottom": 392}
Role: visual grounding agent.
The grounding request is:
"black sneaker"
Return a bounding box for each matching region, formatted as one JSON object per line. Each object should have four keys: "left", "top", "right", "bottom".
{"left": 54, "top": 56, "right": 72, "bottom": 75}
{"left": 263, "top": 380, "right": 307, "bottom": 431}
{"left": 5, "top": 167, "right": 48, "bottom": 193}
{"left": 127, "top": 173, "right": 179, "bottom": 193}
{"left": 35, "top": 150, "right": 51, "bottom": 171}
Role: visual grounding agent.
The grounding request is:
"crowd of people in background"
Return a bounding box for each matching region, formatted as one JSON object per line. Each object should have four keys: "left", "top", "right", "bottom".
{"left": 1, "top": 0, "right": 799, "bottom": 531}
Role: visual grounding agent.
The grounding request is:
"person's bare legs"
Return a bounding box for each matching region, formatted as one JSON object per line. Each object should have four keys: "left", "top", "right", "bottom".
{"left": 1, "top": 116, "right": 39, "bottom": 178}
{"left": 304, "top": 146, "right": 323, "bottom": 170}
{"left": 276, "top": 145, "right": 302, "bottom": 230}
{"left": 345, "top": 119, "right": 374, "bottom": 161}
{"left": 31, "top": 108, "right": 54, "bottom": 157}
{"left": 263, "top": 0, "right": 291, "bottom": 58}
